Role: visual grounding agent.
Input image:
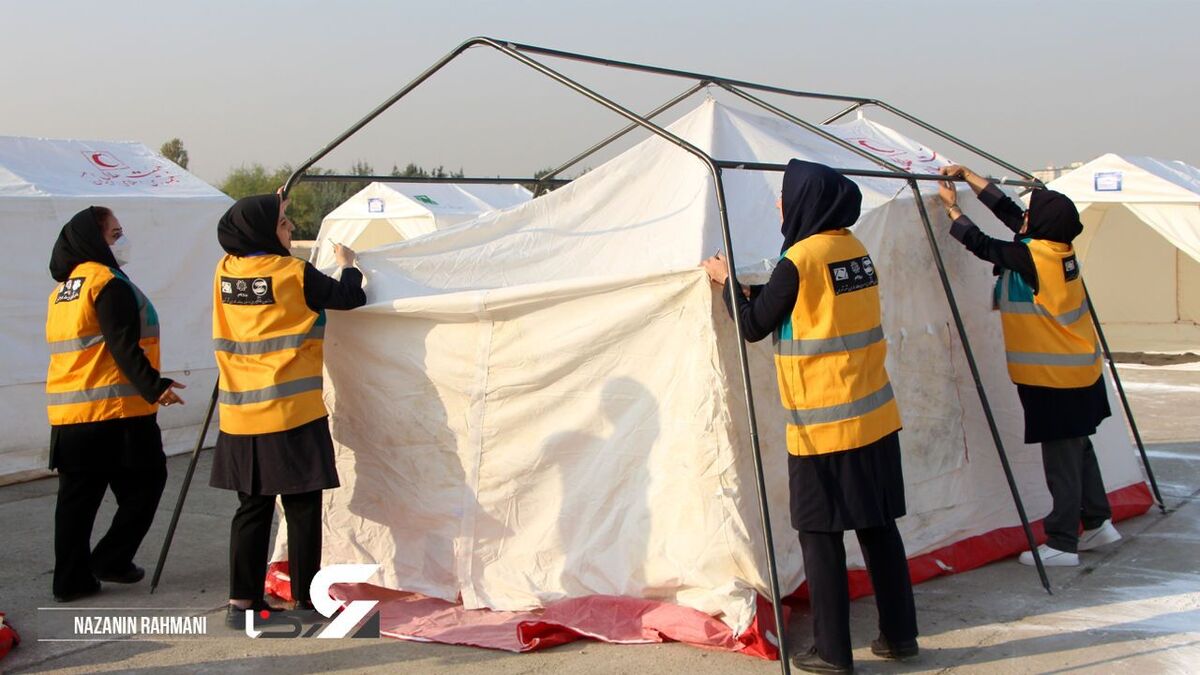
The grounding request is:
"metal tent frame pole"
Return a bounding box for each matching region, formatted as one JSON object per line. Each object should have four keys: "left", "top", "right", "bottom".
{"left": 819, "top": 97, "right": 1162, "bottom": 514}
{"left": 703, "top": 82, "right": 1051, "bottom": 593}
{"left": 283, "top": 36, "right": 792, "bottom": 670}
{"left": 264, "top": 33, "right": 1167, "bottom": 660}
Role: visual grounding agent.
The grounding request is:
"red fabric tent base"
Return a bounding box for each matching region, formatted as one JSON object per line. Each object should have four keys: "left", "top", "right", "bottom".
{"left": 266, "top": 481, "right": 1151, "bottom": 660}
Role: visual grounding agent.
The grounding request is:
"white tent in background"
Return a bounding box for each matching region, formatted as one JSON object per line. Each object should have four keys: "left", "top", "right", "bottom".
{"left": 0, "top": 137, "right": 228, "bottom": 483}
{"left": 310, "top": 181, "right": 531, "bottom": 268}
{"left": 1047, "top": 154, "right": 1200, "bottom": 352}
{"left": 272, "top": 100, "right": 1151, "bottom": 648}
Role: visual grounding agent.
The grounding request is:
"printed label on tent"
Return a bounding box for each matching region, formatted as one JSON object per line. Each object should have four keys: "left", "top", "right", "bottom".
{"left": 55, "top": 277, "right": 85, "bottom": 304}
{"left": 367, "top": 198, "right": 384, "bottom": 213}
{"left": 827, "top": 255, "right": 878, "bottom": 295}
{"left": 220, "top": 276, "right": 275, "bottom": 306}
{"left": 1062, "top": 255, "right": 1080, "bottom": 281}
{"left": 414, "top": 195, "right": 438, "bottom": 205}
{"left": 1094, "top": 171, "right": 1123, "bottom": 192}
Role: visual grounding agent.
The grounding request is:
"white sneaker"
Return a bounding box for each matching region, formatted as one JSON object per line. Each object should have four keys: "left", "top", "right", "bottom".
{"left": 1019, "top": 544, "right": 1079, "bottom": 567}
{"left": 1078, "top": 520, "right": 1122, "bottom": 551}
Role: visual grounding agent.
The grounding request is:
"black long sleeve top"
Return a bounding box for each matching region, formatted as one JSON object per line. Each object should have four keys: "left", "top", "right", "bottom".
{"left": 948, "top": 183, "right": 1040, "bottom": 293}
{"left": 302, "top": 263, "right": 366, "bottom": 312}
{"left": 720, "top": 257, "right": 800, "bottom": 341}
{"left": 94, "top": 280, "right": 172, "bottom": 403}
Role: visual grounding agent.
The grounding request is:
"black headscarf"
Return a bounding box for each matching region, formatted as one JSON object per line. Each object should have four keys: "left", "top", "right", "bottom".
{"left": 217, "top": 194, "right": 289, "bottom": 256}
{"left": 1025, "top": 189, "right": 1083, "bottom": 244}
{"left": 780, "top": 159, "right": 863, "bottom": 252}
{"left": 49, "top": 207, "right": 118, "bottom": 282}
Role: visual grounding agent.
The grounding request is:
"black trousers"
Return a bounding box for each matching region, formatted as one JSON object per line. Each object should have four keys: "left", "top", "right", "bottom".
{"left": 229, "top": 491, "right": 322, "bottom": 606}
{"left": 53, "top": 463, "right": 167, "bottom": 596}
{"left": 798, "top": 520, "right": 918, "bottom": 667}
{"left": 1041, "top": 435, "right": 1112, "bottom": 553}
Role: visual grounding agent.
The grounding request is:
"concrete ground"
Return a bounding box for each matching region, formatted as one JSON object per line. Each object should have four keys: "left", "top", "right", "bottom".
{"left": 2, "top": 363, "right": 1198, "bottom": 674}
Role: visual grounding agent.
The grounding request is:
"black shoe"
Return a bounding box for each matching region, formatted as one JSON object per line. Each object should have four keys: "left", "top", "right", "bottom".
{"left": 871, "top": 634, "right": 919, "bottom": 660}
{"left": 792, "top": 646, "right": 853, "bottom": 674}
{"left": 225, "top": 601, "right": 271, "bottom": 630}
{"left": 94, "top": 564, "right": 145, "bottom": 584}
{"left": 54, "top": 578, "right": 102, "bottom": 603}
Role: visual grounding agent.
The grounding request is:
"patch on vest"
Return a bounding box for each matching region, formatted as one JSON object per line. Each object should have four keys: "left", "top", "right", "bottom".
{"left": 220, "top": 276, "right": 276, "bottom": 306}
{"left": 55, "top": 277, "right": 85, "bottom": 303}
{"left": 1062, "top": 255, "right": 1079, "bottom": 281}
{"left": 827, "top": 256, "right": 878, "bottom": 295}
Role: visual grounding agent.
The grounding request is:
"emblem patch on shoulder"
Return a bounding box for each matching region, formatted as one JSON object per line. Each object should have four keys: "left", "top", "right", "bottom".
{"left": 220, "top": 276, "right": 275, "bottom": 305}
{"left": 55, "top": 277, "right": 85, "bottom": 303}
{"left": 1062, "top": 255, "right": 1080, "bottom": 282}
{"left": 827, "top": 255, "right": 879, "bottom": 295}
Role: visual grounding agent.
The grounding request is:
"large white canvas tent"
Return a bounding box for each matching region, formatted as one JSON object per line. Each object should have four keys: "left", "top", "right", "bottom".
{"left": 1047, "top": 154, "right": 1200, "bottom": 352}
{"left": 276, "top": 99, "right": 1152, "bottom": 648}
{"left": 0, "top": 137, "right": 228, "bottom": 482}
{"left": 310, "top": 181, "right": 531, "bottom": 269}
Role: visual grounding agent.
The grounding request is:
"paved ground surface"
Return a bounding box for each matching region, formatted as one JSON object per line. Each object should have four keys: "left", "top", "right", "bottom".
{"left": 2, "top": 363, "right": 1198, "bottom": 674}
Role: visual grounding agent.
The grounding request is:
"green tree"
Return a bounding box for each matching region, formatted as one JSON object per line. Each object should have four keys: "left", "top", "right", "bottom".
{"left": 160, "top": 138, "right": 189, "bottom": 169}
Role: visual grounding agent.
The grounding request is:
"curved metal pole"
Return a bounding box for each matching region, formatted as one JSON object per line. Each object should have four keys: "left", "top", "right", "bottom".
{"left": 500, "top": 39, "right": 870, "bottom": 104}
{"left": 474, "top": 39, "right": 791, "bottom": 670}
{"left": 907, "top": 181, "right": 1052, "bottom": 594}
{"left": 282, "top": 35, "right": 791, "bottom": 668}
{"left": 821, "top": 102, "right": 864, "bottom": 125}
{"left": 1083, "top": 280, "right": 1167, "bottom": 512}
{"left": 151, "top": 383, "right": 219, "bottom": 593}
{"left": 535, "top": 80, "right": 711, "bottom": 191}
{"left": 866, "top": 101, "right": 1042, "bottom": 185}
{"left": 282, "top": 36, "right": 490, "bottom": 197}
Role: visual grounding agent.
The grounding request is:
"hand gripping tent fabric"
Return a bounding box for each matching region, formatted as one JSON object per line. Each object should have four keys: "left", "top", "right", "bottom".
{"left": 263, "top": 39, "right": 1155, "bottom": 660}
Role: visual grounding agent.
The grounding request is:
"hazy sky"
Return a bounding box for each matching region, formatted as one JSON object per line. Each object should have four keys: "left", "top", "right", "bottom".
{"left": 3, "top": 1, "right": 1196, "bottom": 184}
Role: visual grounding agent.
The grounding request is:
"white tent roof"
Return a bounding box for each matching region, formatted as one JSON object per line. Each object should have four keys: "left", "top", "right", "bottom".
{"left": 1048, "top": 153, "right": 1200, "bottom": 264}
{"left": 312, "top": 181, "right": 531, "bottom": 267}
{"left": 285, "top": 100, "right": 1146, "bottom": 635}
{"left": 0, "top": 137, "right": 229, "bottom": 480}
{"left": 0, "top": 136, "right": 225, "bottom": 198}
{"left": 323, "top": 181, "right": 533, "bottom": 224}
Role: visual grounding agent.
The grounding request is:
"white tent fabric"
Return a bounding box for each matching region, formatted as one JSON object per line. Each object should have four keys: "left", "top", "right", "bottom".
{"left": 0, "top": 137, "right": 229, "bottom": 481}
{"left": 283, "top": 101, "right": 1145, "bottom": 634}
{"left": 1048, "top": 154, "right": 1200, "bottom": 352}
{"left": 310, "top": 182, "right": 531, "bottom": 269}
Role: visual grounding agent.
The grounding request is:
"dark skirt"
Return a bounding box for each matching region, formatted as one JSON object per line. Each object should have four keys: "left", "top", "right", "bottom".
{"left": 209, "top": 416, "right": 340, "bottom": 496}
{"left": 788, "top": 431, "right": 906, "bottom": 532}
{"left": 1017, "top": 375, "right": 1112, "bottom": 444}
{"left": 50, "top": 413, "right": 165, "bottom": 473}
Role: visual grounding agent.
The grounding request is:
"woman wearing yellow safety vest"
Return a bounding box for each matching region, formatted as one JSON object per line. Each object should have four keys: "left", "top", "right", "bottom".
{"left": 938, "top": 165, "right": 1121, "bottom": 568}
{"left": 207, "top": 193, "right": 365, "bottom": 628}
{"left": 46, "top": 206, "right": 187, "bottom": 602}
{"left": 703, "top": 160, "right": 918, "bottom": 674}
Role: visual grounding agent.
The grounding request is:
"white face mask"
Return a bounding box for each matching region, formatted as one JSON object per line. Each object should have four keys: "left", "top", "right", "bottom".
{"left": 110, "top": 235, "right": 132, "bottom": 266}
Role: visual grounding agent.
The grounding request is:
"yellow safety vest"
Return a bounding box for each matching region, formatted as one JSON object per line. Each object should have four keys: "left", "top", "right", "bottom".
{"left": 774, "top": 230, "right": 902, "bottom": 456}
{"left": 212, "top": 254, "right": 326, "bottom": 435}
{"left": 46, "top": 262, "right": 160, "bottom": 425}
{"left": 997, "top": 239, "right": 1102, "bottom": 388}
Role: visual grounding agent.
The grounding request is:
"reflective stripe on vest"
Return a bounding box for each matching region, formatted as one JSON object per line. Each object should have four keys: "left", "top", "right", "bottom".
{"left": 787, "top": 382, "right": 896, "bottom": 427}
{"left": 212, "top": 324, "right": 326, "bottom": 356}
{"left": 45, "top": 262, "right": 160, "bottom": 425}
{"left": 775, "top": 230, "right": 902, "bottom": 457}
{"left": 213, "top": 254, "right": 327, "bottom": 435}
{"left": 997, "top": 239, "right": 1103, "bottom": 389}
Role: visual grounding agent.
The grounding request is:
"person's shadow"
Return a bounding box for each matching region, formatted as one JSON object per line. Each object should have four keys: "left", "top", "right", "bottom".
{"left": 543, "top": 377, "right": 660, "bottom": 600}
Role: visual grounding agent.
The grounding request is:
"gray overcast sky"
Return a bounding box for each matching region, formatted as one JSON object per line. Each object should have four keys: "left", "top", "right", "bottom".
{"left": 3, "top": 1, "right": 1196, "bottom": 184}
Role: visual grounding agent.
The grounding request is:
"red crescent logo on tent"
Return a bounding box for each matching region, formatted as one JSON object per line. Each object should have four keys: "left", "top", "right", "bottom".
{"left": 90, "top": 152, "right": 120, "bottom": 168}
{"left": 855, "top": 139, "right": 898, "bottom": 154}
